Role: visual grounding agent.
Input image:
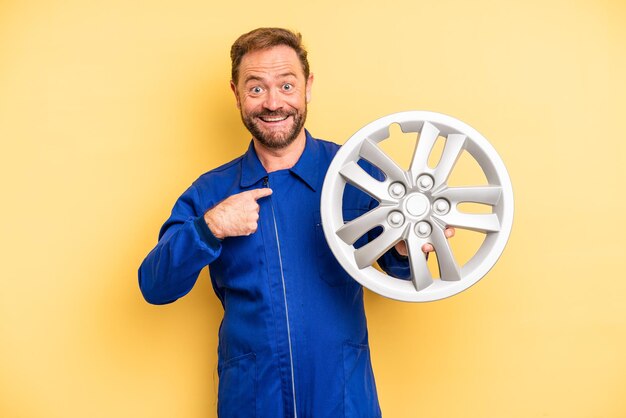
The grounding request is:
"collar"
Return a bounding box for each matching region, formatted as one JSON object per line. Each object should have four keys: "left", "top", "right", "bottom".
{"left": 240, "top": 130, "right": 321, "bottom": 191}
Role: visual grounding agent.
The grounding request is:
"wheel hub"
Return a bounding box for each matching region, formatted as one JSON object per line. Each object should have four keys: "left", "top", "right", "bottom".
{"left": 321, "top": 111, "right": 514, "bottom": 302}
{"left": 404, "top": 193, "right": 430, "bottom": 218}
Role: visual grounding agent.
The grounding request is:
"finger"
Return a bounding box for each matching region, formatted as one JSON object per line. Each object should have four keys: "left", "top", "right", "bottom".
{"left": 249, "top": 187, "right": 273, "bottom": 201}
{"left": 445, "top": 227, "right": 456, "bottom": 238}
{"left": 394, "top": 241, "right": 408, "bottom": 256}
{"left": 246, "top": 201, "right": 260, "bottom": 213}
{"left": 421, "top": 243, "right": 434, "bottom": 253}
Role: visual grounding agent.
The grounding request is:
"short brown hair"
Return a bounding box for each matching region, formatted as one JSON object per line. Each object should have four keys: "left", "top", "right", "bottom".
{"left": 230, "top": 27, "right": 310, "bottom": 84}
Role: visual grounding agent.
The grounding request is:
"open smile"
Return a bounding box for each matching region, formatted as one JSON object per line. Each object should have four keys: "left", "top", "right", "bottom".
{"left": 258, "top": 115, "right": 290, "bottom": 124}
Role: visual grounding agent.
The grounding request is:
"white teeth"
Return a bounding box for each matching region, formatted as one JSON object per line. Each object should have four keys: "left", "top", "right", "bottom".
{"left": 261, "top": 116, "right": 288, "bottom": 122}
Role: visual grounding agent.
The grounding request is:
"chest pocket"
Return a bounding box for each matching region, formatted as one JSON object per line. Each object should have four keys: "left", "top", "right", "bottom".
{"left": 212, "top": 230, "right": 265, "bottom": 291}
{"left": 314, "top": 209, "right": 366, "bottom": 287}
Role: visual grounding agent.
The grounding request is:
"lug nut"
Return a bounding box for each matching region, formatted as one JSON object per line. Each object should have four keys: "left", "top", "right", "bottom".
{"left": 389, "top": 182, "right": 406, "bottom": 199}
{"left": 415, "top": 221, "right": 432, "bottom": 238}
{"left": 417, "top": 174, "right": 434, "bottom": 191}
{"left": 433, "top": 199, "right": 450, "bottom": 215}
{"left": 387, "top": 211, "right": 405, "bottom": 227}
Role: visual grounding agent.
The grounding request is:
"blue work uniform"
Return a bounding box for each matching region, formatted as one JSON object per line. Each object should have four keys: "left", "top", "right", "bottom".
{"left": 139, "top": 131, "right": 409, "bottom": 418}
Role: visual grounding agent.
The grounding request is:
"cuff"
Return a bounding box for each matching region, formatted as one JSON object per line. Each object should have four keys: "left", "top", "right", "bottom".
{"left": 193, "top": 216, "right": 222, "bottom": 251}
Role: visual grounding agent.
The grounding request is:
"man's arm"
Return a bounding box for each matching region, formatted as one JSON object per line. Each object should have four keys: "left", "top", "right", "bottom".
{"left": 138, "top": 185, "right": 272, "bottom": 305}
{"left": 138, "top": 185, "right": 221, "bottom": 304}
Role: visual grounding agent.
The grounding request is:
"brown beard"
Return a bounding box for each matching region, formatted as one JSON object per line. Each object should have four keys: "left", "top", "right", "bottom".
{"left": 241, "top": 105, "right": 307, "bottom": 150}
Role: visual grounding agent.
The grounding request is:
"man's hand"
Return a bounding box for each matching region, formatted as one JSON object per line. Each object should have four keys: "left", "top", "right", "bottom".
{"left": 204, "top": 188, "right": 273, "bottom": 239}
{"left": 394, "top": 226, "right": 456, "bottom": 256}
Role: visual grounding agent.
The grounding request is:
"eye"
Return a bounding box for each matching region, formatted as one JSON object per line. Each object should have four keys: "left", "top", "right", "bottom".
{"left": 282, "top": 83, "right": 293, "bottom": 91}
{"left": 251, "top": 86, "right": 263, "bottom": 94}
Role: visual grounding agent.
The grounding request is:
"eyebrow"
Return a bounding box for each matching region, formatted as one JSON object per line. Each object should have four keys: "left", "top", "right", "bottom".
{"left": 243, "top": 72, "right": 298, "bottom": 84}
{"left": 243, "top": 75, "right": 265, "bottom": 84}
{"left": 278, "top": 72, "right": 298, "bottom": 79}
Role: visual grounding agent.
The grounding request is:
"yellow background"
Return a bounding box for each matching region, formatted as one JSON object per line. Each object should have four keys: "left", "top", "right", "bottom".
{"left": 1, "top": 0, "right": 625, "bottom": 417}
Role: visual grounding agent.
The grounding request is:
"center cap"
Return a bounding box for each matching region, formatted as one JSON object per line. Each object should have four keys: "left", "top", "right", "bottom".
{"left": 405, "top": 194, "right": 429, "bottom": 217}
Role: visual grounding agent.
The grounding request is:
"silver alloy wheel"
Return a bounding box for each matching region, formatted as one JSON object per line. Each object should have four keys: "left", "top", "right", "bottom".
{"left": 321, "top": 111, "right": 514, "bottom": 302}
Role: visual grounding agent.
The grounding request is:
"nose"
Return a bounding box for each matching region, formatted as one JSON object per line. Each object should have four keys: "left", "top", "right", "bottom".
{"left": 263, "top": 88, "right": 283, "bottom": 111}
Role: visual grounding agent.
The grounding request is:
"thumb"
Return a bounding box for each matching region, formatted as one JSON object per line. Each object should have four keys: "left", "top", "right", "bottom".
{"left": 250, "top": 187, "right": 273, "bottom": 200}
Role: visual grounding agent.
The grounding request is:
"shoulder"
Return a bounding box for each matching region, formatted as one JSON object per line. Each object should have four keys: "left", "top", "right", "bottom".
{"left": 309, "top": 135, "right": 342, "bottom": 165}
{"left": 187, "top": 154, "right": 245, "bottom": 209}
{"left": 313, "top": 136, "right": 341, "bottom": 152}
{"left": 194, "top": 155, "right": 244, "bottom": 185}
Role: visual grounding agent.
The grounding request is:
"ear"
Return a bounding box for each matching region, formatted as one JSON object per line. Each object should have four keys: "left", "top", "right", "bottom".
{"left": 230, "top": 80, "right": 241, "bottom": 109}
{"left": 305, "top": 73, "right": 314, "bottom": 103}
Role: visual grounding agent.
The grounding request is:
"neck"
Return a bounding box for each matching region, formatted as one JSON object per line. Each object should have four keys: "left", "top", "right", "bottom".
{"left": 253, "top": 130, "right": 307, "bottom": 173}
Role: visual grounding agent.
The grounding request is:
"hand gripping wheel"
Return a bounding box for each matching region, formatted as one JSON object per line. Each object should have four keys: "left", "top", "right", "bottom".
{"left": 320, "top": 111, "right": 514, "bottom": 302}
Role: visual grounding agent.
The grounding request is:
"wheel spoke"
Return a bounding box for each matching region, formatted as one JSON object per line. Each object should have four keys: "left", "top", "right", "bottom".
{"left": 406, "top": 233, "right": 434, "bottom": 291}
{"left": 409, "top": 121, "right": 439, "bottom": 175}
{"left": 433, "top": 134, "right": 466, "bottom": 187}
{"left": 431, "top": 227, "right": 461, "bottom": 281}
{"left": 359, "top": 138, "right": 406, "bottom": 183}
{"left": 437, "top": 185, "right": 502, "bottom": 206}
{"left": 339, "top": 161, "right": 393, "bottom": 203}
{"left": 441, "top": 211, "right": 500, "bottom": 233}
{"left": 353, "top": 226, "right": 405, "bottom": 269}
{"left": 336, "top": 205, "right": 393, "bottom": 245}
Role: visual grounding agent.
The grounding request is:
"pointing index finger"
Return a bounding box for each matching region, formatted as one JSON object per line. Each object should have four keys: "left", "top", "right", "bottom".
{"left": 250, "top": 187, "right": 273, "bottom": 201}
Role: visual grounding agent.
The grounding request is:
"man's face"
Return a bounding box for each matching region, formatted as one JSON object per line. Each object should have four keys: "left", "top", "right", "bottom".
{"left": 231, "top": 45, "right": 313, "bottom": 150}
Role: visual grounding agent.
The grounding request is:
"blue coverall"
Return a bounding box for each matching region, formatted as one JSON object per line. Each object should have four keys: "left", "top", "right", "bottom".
{"left": 139, "top": 131, "right": 409, "bottom": 418}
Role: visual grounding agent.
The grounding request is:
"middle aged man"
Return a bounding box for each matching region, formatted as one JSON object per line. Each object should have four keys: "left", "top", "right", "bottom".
{"left": 139, "top": 27, "right": 453, "bottom": 418}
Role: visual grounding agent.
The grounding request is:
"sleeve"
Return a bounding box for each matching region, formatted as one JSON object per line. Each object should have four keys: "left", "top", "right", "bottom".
{"left": 376, "top": 245, "right": 411, "bottom": 280}
{"left": 138, "top": 184, "right": 222, "bottom": 304}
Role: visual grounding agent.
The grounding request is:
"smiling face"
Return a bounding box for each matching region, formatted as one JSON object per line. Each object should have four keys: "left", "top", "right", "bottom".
{"left": 231, "top": 45, "right": 313, "bottom": 150}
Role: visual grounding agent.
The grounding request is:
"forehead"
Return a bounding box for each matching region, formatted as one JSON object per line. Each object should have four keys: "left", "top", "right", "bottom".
{"left": 238, "top": 45, "right": 304, "bottom": 82}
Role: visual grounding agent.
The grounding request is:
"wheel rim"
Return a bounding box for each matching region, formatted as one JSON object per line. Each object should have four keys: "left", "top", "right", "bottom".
{"left": 321, "top": 111, "right": 514, "bottom": 302}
